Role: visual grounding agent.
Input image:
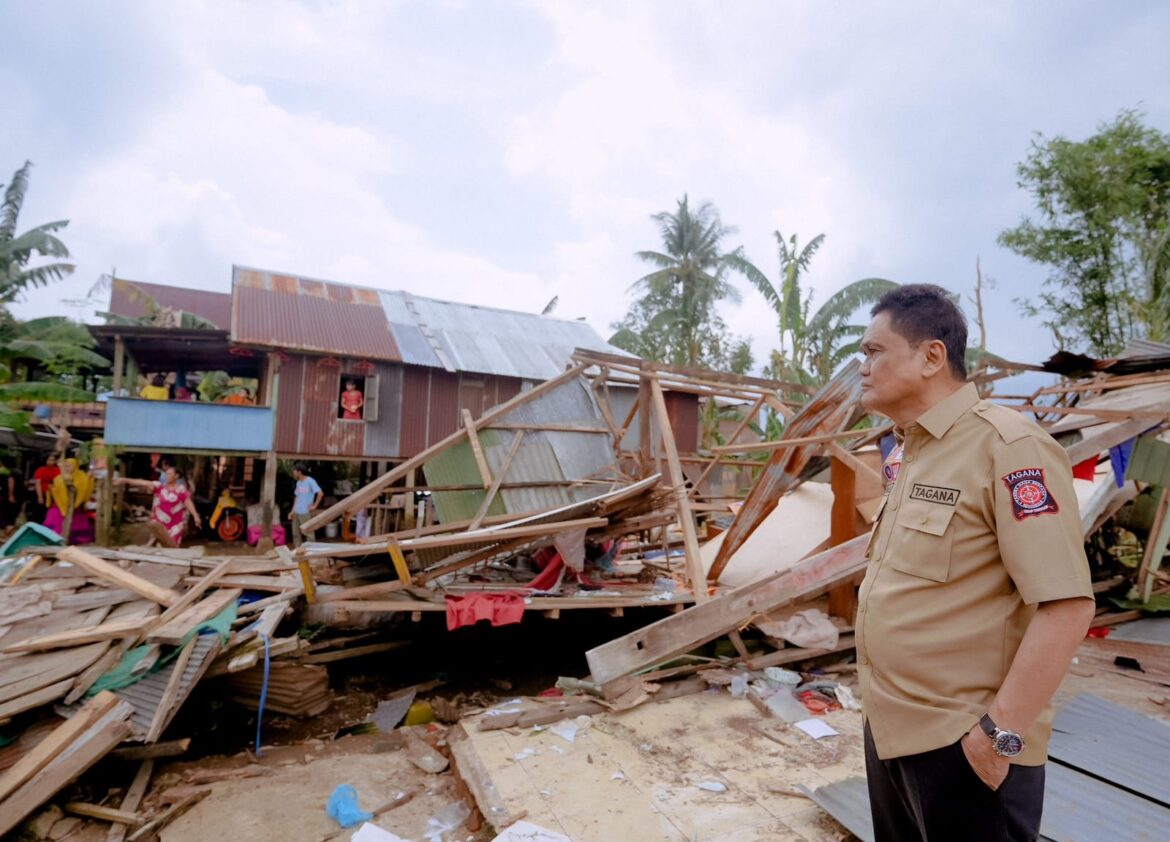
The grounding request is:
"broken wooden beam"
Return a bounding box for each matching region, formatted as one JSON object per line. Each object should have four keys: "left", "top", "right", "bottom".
{"left": 586, "top": 534, "right": 869, "bottom": 697}
{"left": 57, "top": 547, "right": 180, "bottom": 607}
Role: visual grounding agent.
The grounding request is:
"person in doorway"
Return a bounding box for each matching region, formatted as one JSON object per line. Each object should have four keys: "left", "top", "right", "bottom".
{"left": 290, "top": 462, "right": 323, "bottom": 547}
{"left": 33, "top": 453, "right": 61, "bottom": 523}
{"left": 856, "top": 284, "right": 1094, "bottom": 841}
{"left": 118, "top": 464, "right": 201, "bottom": 547}
{"left": 340, "top": 379, "right": 364, "bottom": 420}
{"left": 44, "top": 458, "right": 95, "bottom": 544}
{"left": 140, "top": 374, "right": 169, "bottom": 400}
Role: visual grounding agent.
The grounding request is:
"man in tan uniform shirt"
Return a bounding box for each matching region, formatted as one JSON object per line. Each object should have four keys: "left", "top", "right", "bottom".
{"left": 856, "top": 284, "right": 1094, "bottom": 841}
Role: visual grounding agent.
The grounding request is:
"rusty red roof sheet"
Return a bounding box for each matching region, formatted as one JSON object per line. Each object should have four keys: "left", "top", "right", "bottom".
{"left": 231, "top": 267, "right": 401, "bottom": 361}
{"left": 108, "top": 278, "right": 232, "bottom": 329}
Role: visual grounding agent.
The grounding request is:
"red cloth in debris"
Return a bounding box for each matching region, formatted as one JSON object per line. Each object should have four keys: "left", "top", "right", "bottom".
{"left": 1072, "top": 457, "right": 1098, "bottom": 481}
{"left": 445, "top": 592, "right": 526, "bottom": 631}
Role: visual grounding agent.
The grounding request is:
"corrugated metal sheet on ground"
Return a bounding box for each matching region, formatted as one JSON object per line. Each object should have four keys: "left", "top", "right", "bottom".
{"left": 115, "top": 633, "right": 220, "bottom": 741}
{"left": 1043, "top": 762, "right": 1170, "bottom": 841}
{"left": 1050, "top": 693, "right": 1170, "bottom": 806}
{"left": 109, "top": 278, "right": 232, "bottom": 328}
{"left": 797, "top": 777, "right": 874, "bottom": 842}
{"left": 799, "top": 764, "right": 1170, "bottom": 842}
{"left": 1103, "top": 617, "right": 1170, "bottom": 646}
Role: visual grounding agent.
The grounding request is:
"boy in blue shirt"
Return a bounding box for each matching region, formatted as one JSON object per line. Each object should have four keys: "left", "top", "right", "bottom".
{"left": 291, "top": 463, "right": 323, "bottom": 547}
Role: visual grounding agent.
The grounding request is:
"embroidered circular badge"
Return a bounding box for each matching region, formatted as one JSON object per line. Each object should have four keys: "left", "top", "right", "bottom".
{"left": 1012, "top": 479, "right": 1048, "bottom": 510}
{"left": 1001, "top": 467, "right": 1060, "bottom": 520}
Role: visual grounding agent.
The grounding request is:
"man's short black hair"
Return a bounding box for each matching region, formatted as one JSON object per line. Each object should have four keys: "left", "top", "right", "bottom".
{"left": 871, "top": 284, "right": 968, "bottom": 380}
{"left": 293, "top": 462, "right": 309, "bottom": 474}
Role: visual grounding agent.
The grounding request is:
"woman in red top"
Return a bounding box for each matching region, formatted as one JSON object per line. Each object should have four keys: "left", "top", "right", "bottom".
{"left": 118, "top": 465, "right": 202, "bottom": 547}
{"left": 340, "top": 380, "right": 364, "bottom": 420}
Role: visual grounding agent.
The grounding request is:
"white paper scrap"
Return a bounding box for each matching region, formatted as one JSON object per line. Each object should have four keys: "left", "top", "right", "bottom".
{"left": 794, "top": 718, "right": 839, "bottom": 740}
{"left": 494, "top": 820, "right": 572, "bottom": 842}
{"left": 351, "top": 823, "right": 410, "bottom": 842}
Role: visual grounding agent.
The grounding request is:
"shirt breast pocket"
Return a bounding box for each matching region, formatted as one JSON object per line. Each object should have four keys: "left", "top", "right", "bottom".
{"left": 889, "top": 502, "right": 956, "bottom": 583}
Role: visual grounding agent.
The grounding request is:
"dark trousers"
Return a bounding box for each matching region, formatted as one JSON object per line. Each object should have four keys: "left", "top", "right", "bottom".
{"left": 865, "top": 723, "right": 1044, "bottom": 842}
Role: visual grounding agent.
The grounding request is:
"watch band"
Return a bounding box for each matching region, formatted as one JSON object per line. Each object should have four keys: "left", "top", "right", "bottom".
{"left": 978, "top": 713, "right": 997, "bottom": 738}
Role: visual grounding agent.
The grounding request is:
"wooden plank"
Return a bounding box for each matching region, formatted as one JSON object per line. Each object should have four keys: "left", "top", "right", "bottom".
{"left": 1138, "top": 488, "right": 1170, "bottom": 602}
{"left": 826, "top": 442, "right": 882, "bottom": 486}
{"left": 649, "top": 379, "right": 707, "bottom": 602}
{"left": 183, "top": 574, "right": 298, "bottom": 592}
{"left": 58, "top": 548, "right": 180, "bottom": 607}
{"left": 585, "top": 535, "right": 869, "bottom": 693}
{"left": 106, "top": 759, "right": 153, "bottom": 842}
{"left": 487, "top": 422, "right": 610, "bottom": 433}
{"left": 1009, "top": 403, "right": 1169, "bottom": 421}
{"left": 0, "top": 691, "right": 119, "bottom": 803}
{"left": 298, "top": 640, "right": 409, "bottom": 665}
{"left": 64, "top": 802, "right": 145, "bottom": 825}
{"left": 300, "top": 362, "right": 590, "bottom": 533}
{"left": 462, "top": 408, "right": 495, "bottom": 489}
{"left": 469, "top": 430, "right": 525, "bottom": 530}
{"left": 0, "top": 702, "right": 133, "bottom": 837}
{"left": 1065, "top": 416, "right": 1165, "bottom": 466}
{"left": 2, "top": 617, "right": 151, "bottom": 654}
{"left": 146, "top": 558, "right": 234, "bottom": 633}
{"left": 712, "top": 425, "right": 889, "bottom": 454}
{"left": 146, "top": 589, "right": 242, "bottom": 645}
{"left": 315, "top": 580, "right": 407, "bottom": 603}
{"left": 126, "top": 788, "right": 210, "bottom": 842}
{"left": 112, "top": 740, "right": 189, "bottom": 760}
{"left": 448, "top": 724, "right": 526, "bottom": 830}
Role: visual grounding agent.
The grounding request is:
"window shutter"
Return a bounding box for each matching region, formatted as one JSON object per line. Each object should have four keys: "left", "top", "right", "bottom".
{"left": 364, "top": 375, "right": 379, "bottom": 422}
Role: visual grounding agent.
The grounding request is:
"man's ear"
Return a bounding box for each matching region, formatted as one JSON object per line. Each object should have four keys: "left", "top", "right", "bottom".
{"left": 922, "top": 339, "right": 950, "bottom": 378}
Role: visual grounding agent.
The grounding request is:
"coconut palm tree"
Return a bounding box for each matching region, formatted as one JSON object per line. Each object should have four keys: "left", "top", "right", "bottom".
{"left": 0, "top": 161, "right": 74, "bottom": 304}
{"left": 741, "top": 230, "right": 896, "bottom": 385}
{"left": 627, "top": 195, "right": 761, "bottom": 369}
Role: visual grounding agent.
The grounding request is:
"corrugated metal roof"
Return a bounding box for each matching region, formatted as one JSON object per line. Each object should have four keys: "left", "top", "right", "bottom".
{"left": 231, "top": 265, "right": 624, "bottom": 378}
{"left": 232, "top": 268, "right": 401, "bottom": 361}
{"left": 1043, "top": 763, "right": 1170, "bottom": 841}
{"left": 109, "top": 278, "right": 233, "bottom": 328}
{"left": 1121, "top": 338, "right": 1170, "bottom": 359}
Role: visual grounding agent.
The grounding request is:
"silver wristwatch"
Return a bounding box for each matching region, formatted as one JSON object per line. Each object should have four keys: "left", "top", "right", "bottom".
{"left": 979, "top": 713, "right": 1025, "bottom": 757}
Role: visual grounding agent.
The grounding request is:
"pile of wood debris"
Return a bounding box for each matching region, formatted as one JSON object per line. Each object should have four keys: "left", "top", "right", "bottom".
{"left": 1, "top": 343, "right": 1169, "bottom": 839}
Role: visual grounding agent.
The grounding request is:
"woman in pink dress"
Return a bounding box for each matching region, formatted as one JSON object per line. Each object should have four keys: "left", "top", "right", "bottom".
{"left": 118, "top": 466, "right": 202, "bottom": 547}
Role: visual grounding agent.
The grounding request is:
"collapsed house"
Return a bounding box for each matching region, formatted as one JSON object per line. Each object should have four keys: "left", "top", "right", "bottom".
{"left": 1, "top": 340, "right": 1169, "bottom": 839}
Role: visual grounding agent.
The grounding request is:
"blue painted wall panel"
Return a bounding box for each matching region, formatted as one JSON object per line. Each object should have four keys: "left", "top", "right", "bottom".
{"left": 105, "top": 398, "right": 273, "bottom": 452}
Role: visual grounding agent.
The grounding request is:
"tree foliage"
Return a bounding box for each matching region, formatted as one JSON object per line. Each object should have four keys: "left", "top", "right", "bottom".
{"left": 611, "top": 196, "right": 756, "bottom": 374}
{"left": 1, "top": 161, "right": 74, "bottom": 304}
{"left": 998, "top": 110, "right": 1170, "bottom": 355}
{"left": 740, "top": 230, "right": 895, "bottom": 385}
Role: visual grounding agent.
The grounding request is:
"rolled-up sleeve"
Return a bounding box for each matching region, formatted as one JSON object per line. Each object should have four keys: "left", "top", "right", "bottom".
{"left": 993, "top": 434, "right": 1094, "bottom": 605}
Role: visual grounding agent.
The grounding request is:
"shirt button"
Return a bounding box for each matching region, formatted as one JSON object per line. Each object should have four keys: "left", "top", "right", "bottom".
{"left": 919, "top": 516, "right": 928, "bottom": 525}
{"left": 860, "top": 655, "right": 870, "bottom": 665}
{"left": 904, "top": 454, "right": 914, "bottom": 463}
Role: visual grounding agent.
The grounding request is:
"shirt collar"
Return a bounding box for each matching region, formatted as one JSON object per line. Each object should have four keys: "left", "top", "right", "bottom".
{"left": 910, "top": 382, "right": 979, "bottom": 439}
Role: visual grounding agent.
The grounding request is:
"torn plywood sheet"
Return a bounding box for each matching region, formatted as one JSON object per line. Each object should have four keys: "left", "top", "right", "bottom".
{"left": 708, "top": 360, "right": 865, "bottom": 582}
{"left": 700, "top": 483, "right": 834, "bottom": 588}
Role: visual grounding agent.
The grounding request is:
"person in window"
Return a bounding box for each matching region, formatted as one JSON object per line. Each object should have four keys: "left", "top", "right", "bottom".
{"left": 341, "top": 379, "right": 364, "bottom": 420}
{"left": 44, "top": 458, "right": 95, "bottom": 544}
{"left": 140, "top": 374, "right": 170, "bottom": 400}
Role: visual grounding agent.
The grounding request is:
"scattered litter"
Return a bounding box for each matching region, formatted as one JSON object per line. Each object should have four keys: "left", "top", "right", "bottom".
{"left": 494, "top": 820, "right": 572, "bottom": 841}
{"left": 763, "top": 667, "right": 802, "bottom": 689}
{"left": 833, "top": 683, "right": 862, "bottom": 711}
{"left": 540, "top": 788, "right": 553, "bottom": 797}
{"left": 611, "top": 771, "right": 625, "bottom": 781}
{"left": 513, "top": 747, "right": 541, "bottom": 761}
{"left": 549, "top": 720, "right": 579, "bottom": 743}
{"left": 729, "top": 675, "right": 750, "bottom": 698}
{"left": 351, "top": 824, "right": 410, "bottom": 842}
{"left": 794, "top": 719, "right": 839, "bottom": 740}
{"left": 695, "top": 780, "right": 728, "bottom": 792}
{"left": 423, "top": 800, "right": 472, "bottom": 842}
{"left": 765, "top": 690, "right": 813, "bottom": 723}
{"left": 369, "top": 690, "right": 416, "bottom": 732}
{"left": 326, "top": 784, "right": 373, "bottom": 828}
{"left": 550, "top": 745, "right": 566, "bottom": 755}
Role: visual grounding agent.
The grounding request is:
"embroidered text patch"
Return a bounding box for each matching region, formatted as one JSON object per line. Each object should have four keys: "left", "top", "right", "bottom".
{"left": 1001, "top": 467, "right": 1059, "bottom": 520}
{"left": 909, "top": 483, "right": 960, "bottom": 506}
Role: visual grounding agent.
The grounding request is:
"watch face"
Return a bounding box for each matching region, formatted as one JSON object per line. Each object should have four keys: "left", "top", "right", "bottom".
{"left": 994, "top": 731, "right": 1024, "bottom": 757}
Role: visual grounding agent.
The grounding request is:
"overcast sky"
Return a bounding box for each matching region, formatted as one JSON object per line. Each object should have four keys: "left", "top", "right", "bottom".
{"left": 4, "top": 0, "right": 1169, "bottom": 373}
